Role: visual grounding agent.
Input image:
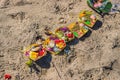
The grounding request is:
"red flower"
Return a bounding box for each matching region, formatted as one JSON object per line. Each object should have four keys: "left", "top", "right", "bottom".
{"left": 4, "top": 74, "right": 11, "bottom": 79}
{"left": 39, "top": 48, "right": 46, "bottom": 56}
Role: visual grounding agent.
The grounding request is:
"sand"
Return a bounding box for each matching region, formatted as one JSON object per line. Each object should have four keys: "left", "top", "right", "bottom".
{"left": 0, "top": 0, "right": 120, "bottom": 80}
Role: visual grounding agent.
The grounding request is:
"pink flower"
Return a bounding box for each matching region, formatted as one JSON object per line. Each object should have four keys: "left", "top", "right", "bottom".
{"left": 79, "top": 23, "right": 84, "bottom": 26}
{"left": 25, "top": 51, "right": 29, "bottom": 56}
{"left": 90, "top": 15, "right": 96, "bottom": 20}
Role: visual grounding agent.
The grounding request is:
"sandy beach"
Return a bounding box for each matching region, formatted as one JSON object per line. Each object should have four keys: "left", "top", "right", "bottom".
{"left": 0, "top": 0, "right": 120, "bottom": 80}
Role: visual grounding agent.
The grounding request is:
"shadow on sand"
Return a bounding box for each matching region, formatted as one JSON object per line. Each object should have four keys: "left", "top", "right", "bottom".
{"left": 35, "top": 53, "right": 52, "bottom": 68}
{"left": 92, "top": 20, "right": 103, "bottom": 30}
{"left": 79, "top": 30, "right": 92, "bottom": 41}
{"left": 29, "top": 53, "right": 52, "bottom": 74}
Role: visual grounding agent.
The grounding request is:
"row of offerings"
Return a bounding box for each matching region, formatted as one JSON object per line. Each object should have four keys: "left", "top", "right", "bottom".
{"left": 23, "top": 10, "right": 98, "bottom": 61}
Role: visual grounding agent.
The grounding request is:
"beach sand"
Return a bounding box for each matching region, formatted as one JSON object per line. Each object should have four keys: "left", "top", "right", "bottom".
{"left": 0, "top": 0, "right": 120, "bottom": 80}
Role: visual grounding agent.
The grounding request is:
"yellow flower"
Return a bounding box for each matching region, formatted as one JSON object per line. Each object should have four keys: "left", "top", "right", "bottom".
{"left": 56, "top": 42, "right": 65, "bottom": 49}
{"left": 29, "top": 51, "right": 38, "bottom": 61}
{"left": 44, "top": 38, "right": 50, "bottom": 45}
